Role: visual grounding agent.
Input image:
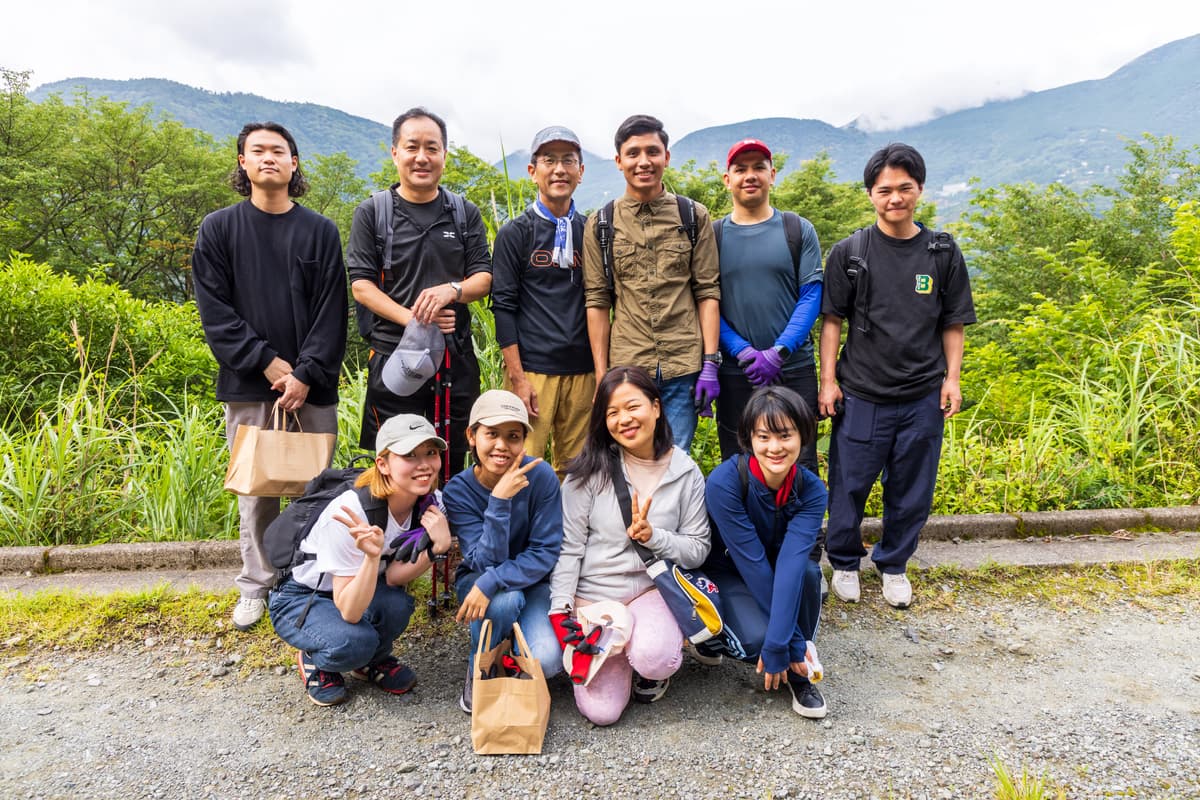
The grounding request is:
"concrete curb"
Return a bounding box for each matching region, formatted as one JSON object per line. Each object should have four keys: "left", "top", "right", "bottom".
{"left": 2, "top": 505, "right": 1198, "bottom": 575}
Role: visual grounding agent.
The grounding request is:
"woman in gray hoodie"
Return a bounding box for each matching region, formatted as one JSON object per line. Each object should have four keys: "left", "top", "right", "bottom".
{"left": 549, "top": 366, "right": 711, "bottom": 726}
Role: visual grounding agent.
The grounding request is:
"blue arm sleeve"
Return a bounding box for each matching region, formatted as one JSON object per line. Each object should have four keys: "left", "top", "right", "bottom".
{"left": 719, "top": 316, "right": 752, "bottom": 359}
{"left": 775, "top": 223, "right": 824, "bottom": 352}
{"left": 774, "top": 281, "right": 822, "bottom": 354}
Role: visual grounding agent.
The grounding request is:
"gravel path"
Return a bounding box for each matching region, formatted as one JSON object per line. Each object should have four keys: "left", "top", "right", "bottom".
{"left": 2, "top": 595, "right": 1198, "bottom": 800}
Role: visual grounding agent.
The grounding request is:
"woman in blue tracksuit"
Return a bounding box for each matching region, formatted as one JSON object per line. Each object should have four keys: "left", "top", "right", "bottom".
{"left": 443, "top": 389, "right": 564, "bottom": 715}
{"left": 701, "top": 385, "right": 829, "bottom": 718}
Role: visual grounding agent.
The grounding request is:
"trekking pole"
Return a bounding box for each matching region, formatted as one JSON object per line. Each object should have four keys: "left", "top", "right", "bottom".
{"left": 437, "top": 345, "right": 454, "bottom": 610}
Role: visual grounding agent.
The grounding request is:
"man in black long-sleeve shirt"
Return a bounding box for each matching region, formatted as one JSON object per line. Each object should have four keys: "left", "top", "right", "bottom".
{"left": 346, "top": 107, "right": 491, "bottom": 477}
{"left": 491, "top": 125, "right": 593, "bottom": 478}
{"left": 192, "top": 122, "right": 347, "bottom": 631}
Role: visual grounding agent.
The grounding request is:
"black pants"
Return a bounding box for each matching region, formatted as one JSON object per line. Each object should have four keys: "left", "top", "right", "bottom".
{"left": 716, "top": 364, "right": 819, "bottom": 474}
{"left": 360, "top": 343, "right": 480, "bottom": 480}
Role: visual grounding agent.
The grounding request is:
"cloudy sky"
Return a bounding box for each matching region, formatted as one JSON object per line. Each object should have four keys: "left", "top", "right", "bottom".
{"left": 8, "top": 0, "right": 1200, "bottom": 160}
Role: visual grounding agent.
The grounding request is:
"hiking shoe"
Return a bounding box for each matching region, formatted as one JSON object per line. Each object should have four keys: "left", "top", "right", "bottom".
{"left": 881, "top": 572, "right": 913, "bottom": 608}
{"left": 632, "top": 672, "right": 670, "bottom": 704}
{"left": 786, "top": 674, "right": 827, "bottom": 719}
{"left": 349, "top": 655, "right": 417, "bottom": 694}
{"left": 231, "top": 597, "right": 266, "bottom": 631}
{"left": 684, "top": 640, "right": 723, "bottom": 666}
{"left": 459, "top": 666, "right": 473, "bottom": 714}
{"left": 296, "top": 650, "right": 347, "bottom": 707}
{"left": 831, "top": 570, "right": 861, "bottom": 603}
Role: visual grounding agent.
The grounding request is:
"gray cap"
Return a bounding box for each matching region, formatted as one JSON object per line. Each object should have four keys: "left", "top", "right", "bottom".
{"left": 530, "top": 125, "right": 581, "bottom": 156}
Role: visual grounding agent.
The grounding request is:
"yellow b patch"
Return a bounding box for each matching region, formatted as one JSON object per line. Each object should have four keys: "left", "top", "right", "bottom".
{"left": 915, "top": 274, "right": 933, "bottom": 295}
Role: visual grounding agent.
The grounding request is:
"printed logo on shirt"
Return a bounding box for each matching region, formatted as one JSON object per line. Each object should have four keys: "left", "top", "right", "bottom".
{"left": 442, "top": 231, "right": 457, "bottom": 240}
{"left": 914, "top": 274, "right": 933, "bottom": 295}
{"left": 529, "top": 249, "right": 582, "bottom": 269}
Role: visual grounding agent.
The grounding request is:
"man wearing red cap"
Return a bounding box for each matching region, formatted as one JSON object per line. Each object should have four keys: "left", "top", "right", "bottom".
{"left": 714, "top": 139, "right": 823, "bottom": 469}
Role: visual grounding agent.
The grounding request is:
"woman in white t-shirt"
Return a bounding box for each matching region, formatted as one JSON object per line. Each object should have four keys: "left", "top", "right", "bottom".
{"left": 269, "top": 414, "right": 452, "bottom": 707}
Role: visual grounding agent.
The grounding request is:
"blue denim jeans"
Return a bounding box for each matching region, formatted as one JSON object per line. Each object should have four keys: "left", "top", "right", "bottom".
{"left": 454, "top": 572, "right": 561, "bottom": 678}
{"left": 269, "top": 577, "right": 415, "bottom": 673}
{"left": 657, "top": 369, "right": 699, "bottom": 451}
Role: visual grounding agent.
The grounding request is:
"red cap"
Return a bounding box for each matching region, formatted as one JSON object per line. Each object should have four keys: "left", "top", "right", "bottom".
{"left": 726, "top": 138, "right": 772, "bottom": 168}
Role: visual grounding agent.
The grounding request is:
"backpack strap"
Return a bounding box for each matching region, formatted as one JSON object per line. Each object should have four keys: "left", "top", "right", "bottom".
{"left": 371, "top": 189, "right": 395, "bottom": 284}
{"left": 712, "top": 216, "right": 724, "bottom": 253}
{"left": 675, "top": 195, "right": 698, "bottom": 246}
{"left": 737, "top": 453, "right": 750, "bottom": 504}
{"left": 845, "top": 226, "right": 872, "bottom": 333}
{"left": 444, "top": 188, "right": 468, "bottom": 243}
{"left": 927, "top": 230, "right": 955, "bottom": 296}
{"left": 781, "top": 211, "right": 805, "bottom": 284}
{"left": 596, "top": 200, "right": 617, "bottom": 305}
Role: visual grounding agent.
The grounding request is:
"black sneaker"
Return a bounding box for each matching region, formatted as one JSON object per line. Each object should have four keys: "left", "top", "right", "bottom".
{"left": 785, "top": 674, "right": 827, "bottom": 719}
{"left": 349, "top": 655, "right": 417, "bottom": 695}
{"left": 632, "top": 672, "right": 670, "bottom": 704}
{"left": 459, "top": 666, "right": 473, "bottom": 714}
{"left": 296, "top": 650, "right": 347, "bottom": 707}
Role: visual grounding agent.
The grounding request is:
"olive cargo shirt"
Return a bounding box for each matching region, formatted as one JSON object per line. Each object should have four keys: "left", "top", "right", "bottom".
{"left": 582, "top": 192, "right": 720, "bottom": 381}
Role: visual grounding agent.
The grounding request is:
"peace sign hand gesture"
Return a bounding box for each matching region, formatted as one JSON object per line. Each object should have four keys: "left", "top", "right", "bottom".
{"left": 491, "top": 456, "right": 543, "bottom": 500}
{"left": 333, "top": 506, "right": 384, "bottom": 559}
{"left": 627, "top": 490, "right": 653, "bottom": 543}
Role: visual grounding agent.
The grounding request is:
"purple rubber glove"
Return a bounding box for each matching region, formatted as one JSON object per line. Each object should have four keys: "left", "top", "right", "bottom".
{"left": 740, "top": 347, "right": 785, "bottom": 387}
{"left": 694, "top": 360, "right": 720, "bottom": 418}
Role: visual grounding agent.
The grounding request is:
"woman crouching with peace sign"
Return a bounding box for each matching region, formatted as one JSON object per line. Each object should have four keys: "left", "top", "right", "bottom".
{"left": 443, "top": 390, "right": 565, "bottom": 714}
{"left": 269, "top": 414, "right": 453, "bottom": 707}
{"left": 548, "top": 366, "right": 711, "bottom": 726}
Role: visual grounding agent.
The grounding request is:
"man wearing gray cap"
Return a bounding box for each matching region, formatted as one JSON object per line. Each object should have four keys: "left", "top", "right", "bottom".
{"left": 490, "top": 125, "right": 594, "bottom": 478}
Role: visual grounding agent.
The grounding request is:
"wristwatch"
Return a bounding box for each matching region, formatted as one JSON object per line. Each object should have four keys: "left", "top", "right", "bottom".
{"left": 449, "top": 280, "right": 463, "bottom": 301}
{"left": 702, "top": 352, "right": 723, "bottom": 366}
{"left": 773, "top": 344, "right": 791, "bottom": 360}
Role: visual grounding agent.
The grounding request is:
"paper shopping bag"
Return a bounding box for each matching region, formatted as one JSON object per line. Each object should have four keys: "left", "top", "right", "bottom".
{"left": 470, "top": 620, "right": 551, "bottom": 755}
{"left": 223, "top": 404, "right": 335, "bottom": 497}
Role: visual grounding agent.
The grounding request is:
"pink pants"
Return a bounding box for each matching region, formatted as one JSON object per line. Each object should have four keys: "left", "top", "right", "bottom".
{"left": 572, "top": 589, "right": 683, "bottom": 726}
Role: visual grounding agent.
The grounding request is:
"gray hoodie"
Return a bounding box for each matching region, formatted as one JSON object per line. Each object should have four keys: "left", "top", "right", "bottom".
{"left": 550, "top": 446, "right": 710, "bottom": 614}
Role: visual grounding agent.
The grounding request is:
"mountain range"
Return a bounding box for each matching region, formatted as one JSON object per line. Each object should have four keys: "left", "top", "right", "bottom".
{"left": 31, "top": 34, "right": 1200, "bottom": 218}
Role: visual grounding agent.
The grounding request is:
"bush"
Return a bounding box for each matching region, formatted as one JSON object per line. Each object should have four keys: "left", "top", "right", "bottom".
{"left": 0, "top": 254, "right": 216, "bottom": 425}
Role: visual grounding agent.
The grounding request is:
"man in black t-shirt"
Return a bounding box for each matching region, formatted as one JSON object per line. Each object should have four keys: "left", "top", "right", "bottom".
{"left": 818, "top": 143, "right": 976, "bottom": 609}
{"left": 193, "top": 122, "right": 348, "bottom": 632}
{"left": 346, "top": 108, "right": 492, "bottom": 477}
{"left": 491, "top": 125, "right": 593, "bottom": 478}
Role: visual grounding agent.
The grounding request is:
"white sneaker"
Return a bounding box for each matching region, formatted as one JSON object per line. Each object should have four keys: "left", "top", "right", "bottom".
{"left": 881, "top": 572, "right": 913, "bottom": 608}
{"left": 232, "top": 597, "right": 266, "bottom": 631}
{"left": 830, "top": 570, "right": 860, "bottom": 603}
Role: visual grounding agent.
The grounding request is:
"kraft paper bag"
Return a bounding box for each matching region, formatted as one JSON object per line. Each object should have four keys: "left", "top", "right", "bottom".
{"left": 470, "top": 620, "right": 551, "bottom": 755}
{"left": 223, "top": 404, "right": 335, "bottom": 498}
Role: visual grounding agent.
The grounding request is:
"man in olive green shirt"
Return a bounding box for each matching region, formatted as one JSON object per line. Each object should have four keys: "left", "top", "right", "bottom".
{"left": 582, "top": 114, "right": 721, "bottom": 450}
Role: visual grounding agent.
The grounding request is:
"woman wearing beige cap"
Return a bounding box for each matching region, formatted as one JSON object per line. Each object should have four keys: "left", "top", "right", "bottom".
{"left": 269, "top": 413, "right": 452, "bottom": 707}
{"left": 443, "top": 389, "right": 565, "bottom": 714}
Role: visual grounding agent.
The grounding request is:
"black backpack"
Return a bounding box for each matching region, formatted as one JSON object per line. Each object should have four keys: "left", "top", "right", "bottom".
{"left": 594, "top": 194, "right": 698, "bottom": 305}
{"left": 841, "top": 225, "right": 956, "bottom": 334}
{"left": 263, "top": 457, "right": 389, "bottom": 583}
{"left": 354, "top": 186, "right": 470, "bottom": 341}
{"left": 711, "top": 210, "right": 809, "bottom": 284}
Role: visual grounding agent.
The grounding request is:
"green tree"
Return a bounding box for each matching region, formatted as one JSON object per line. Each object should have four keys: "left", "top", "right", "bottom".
{"left": 304, "top": 151, "right": 367, "bottom": 243}
{"left": 0, "top": 71, "right": 235, "bottom": 302}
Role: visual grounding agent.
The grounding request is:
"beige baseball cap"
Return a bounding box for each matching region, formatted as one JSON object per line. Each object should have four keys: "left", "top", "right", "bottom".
{"left": 468, "top": 389, "right": 532, "bottom": 433}
{"left": 375, "top": 414, "right": 447, "bottom": 456}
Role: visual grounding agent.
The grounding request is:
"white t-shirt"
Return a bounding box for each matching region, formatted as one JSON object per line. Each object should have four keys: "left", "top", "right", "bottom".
{"left": 291, "top": 489, "right": 442, "bottom": 592}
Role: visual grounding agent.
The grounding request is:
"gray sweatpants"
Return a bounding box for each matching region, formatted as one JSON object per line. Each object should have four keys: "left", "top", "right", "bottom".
{"left": 224, "top": 401, "right": 338, "bottom": 598}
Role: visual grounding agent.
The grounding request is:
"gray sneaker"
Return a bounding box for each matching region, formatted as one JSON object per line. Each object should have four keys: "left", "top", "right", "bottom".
{"left": 231, "top": 597, "right": 266, "bottom": 631}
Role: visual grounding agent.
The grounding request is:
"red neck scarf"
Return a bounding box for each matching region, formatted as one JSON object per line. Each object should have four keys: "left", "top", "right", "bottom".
{"left": 748, "top": 456, "right": 797, "bottom": 507}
